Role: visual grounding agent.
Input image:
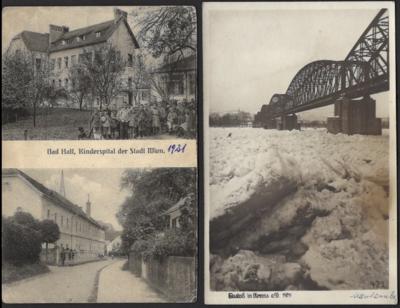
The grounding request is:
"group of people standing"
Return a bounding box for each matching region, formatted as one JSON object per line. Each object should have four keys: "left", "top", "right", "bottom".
{"left": 84, "top": 99, "right": 196, "bottom": 140}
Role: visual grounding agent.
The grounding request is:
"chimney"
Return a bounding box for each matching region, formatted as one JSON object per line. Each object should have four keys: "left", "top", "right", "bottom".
{"left": 49, "top": 24, "right": 69, "bottom": 43}
{"left": 114, "top": 8, "right": 128, "bottom": 22}
{"left": 86, "top": 194, "right": 91, "bottom": 217}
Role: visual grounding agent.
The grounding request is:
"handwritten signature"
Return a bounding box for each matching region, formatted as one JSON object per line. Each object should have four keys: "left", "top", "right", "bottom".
{"left": 350, "top": 291, "right": 397, "bottom": 301}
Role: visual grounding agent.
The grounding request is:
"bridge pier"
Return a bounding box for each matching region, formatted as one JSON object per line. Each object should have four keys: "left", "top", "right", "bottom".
{"left": 327, "top": 96, "right": 382, "bottom": 135}
{"left": 263, "top": 118, "right": 277, "bottom": 129}
{"left": 277, "top": 114, "right": 300, "bottom": 131}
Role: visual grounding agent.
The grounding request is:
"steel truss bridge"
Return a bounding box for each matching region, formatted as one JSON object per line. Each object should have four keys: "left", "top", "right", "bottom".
{"left": 261, "top": 9, "right": 389, "bottom": 117}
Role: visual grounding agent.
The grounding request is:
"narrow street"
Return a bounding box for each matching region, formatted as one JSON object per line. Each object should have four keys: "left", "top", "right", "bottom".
{"left": 2, "top": 258, "right": 166, "bottom": 303}
{"left": 97, "top": 259, "right": 166, "bottom": 302}
{"left": 2, "top": 259, "right": 114, "bottom": 303}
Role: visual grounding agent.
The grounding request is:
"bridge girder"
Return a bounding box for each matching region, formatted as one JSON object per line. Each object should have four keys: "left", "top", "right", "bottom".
{"left": 262, "top": 9, "right": 389, "bottom": 119}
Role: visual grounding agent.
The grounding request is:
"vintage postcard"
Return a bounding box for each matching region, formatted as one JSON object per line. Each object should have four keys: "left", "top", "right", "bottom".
{"left": 2, "top": 6, "right": 197, "bottom": 141}
{"left": 204, "top": 1, "right": 397, "bottom": 305}
{"left": 2, "top": 5, "right": 198, "bottom": 304}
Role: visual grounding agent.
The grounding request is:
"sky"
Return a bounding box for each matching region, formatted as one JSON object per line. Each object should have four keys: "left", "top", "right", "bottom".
{"left": 205, "top": 7, "right": 389, "bottom": 120}
{"left": 24, "top": 169, "right": 131, "bottom": 230}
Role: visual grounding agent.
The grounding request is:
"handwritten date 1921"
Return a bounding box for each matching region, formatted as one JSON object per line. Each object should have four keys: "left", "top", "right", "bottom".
{"left": 167, "top": 144, "right": 187, "bottom": 154}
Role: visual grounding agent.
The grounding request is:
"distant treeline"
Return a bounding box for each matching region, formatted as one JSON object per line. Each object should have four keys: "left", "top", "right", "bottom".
{"left": 210, "top": 111, "right": 253, "bottom": 127}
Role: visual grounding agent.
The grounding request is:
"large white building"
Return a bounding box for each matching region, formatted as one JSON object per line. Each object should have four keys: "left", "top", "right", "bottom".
{"left": 6, "top": 8, "right": 143, "bottom": 109}
{"left": 2, "top": 169, "right": 106, "bottom": 256}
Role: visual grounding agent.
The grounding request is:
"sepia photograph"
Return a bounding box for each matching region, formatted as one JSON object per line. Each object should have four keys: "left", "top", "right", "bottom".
{"left": 2, "top": 167, "right": 197, "bottom": 303}
{"left": 204, "top": 2, "right": 396, "bottom": 304}
{"left": 2, "top": 6, "right": 197, "bottom": 140}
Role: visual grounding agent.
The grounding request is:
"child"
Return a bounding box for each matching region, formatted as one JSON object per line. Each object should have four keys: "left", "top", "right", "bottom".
{"left": 110, "top": 110, "right": 119, "bottom": 139}
{"left": 78, "top": 127, "right": 87, "bottom": 139}
{"left": 91, "top": 110, "right": 102, "bottom": 140}
{"left": 101, "top": 111, "right": 111, "bottom": 139}
{"left": 152, "top": 106, "right": 161, "bottom": 135}
{"left": 167, "top": 108, "right": 178, "bottom": 134}
{"left": 128, "top": 106, "right": 136, "bottom": 139}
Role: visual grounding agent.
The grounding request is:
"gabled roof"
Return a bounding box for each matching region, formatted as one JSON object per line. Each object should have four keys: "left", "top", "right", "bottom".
{"left": 2, "top": 169, "right": 105, "bottom": 230}
{"left": 13, "top": 31, "right": 49, "bottom": 53}
{"left": 49, "top": 17, "right": 139, "bottom": 52}
{"left": 162, "top": 196, "right": 189, "bottom": 216}
{"left": 153, "top": 54, "right": 196, "bottom": 73}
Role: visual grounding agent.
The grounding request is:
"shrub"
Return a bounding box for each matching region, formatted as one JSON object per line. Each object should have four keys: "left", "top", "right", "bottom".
{"left": 2, "top": 216, "right": 43, "bottom": 265}
{"left": 2, "top": 261, "right": 49, "bottom": 284}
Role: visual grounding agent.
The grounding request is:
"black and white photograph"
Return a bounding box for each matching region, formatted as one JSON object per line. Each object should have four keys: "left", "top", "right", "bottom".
{"left": 204, "top": 2, "right": 396, "bottom": 304}
{"left": 2, "top": 167, "right": 197, "bottom": 303}
{"left": 2, "top": 6, "right": 197, "bottom": 140}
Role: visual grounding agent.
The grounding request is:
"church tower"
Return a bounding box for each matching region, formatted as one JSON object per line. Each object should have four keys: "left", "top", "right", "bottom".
{"left": 86, "top": 194, "right": 91, "bottom": 217}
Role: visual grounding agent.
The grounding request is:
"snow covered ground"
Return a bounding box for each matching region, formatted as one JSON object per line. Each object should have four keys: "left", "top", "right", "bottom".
{"left": 209, "top": 127, "right": 390, "bottom": 290}
{"left": 210, "top": 127, "right": 389, "bottom": 220}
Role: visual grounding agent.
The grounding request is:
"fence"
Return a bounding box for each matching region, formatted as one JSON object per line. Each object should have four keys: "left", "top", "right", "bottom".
{"left": 128, "top": 252, "right": 196, "bottom": 302}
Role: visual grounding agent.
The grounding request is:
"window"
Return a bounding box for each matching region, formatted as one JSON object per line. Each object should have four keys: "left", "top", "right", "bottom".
{"left": 52, "top": 79, "right": 55, "bottom": 87}
{"left": 61, "top": 216, "right": 64, "bottom": 226}
{"left": 47, "top": 209, "right": 50, "bottom": 218}
{"left": 65, "top": 79, "right": 69, "bottom": 87}
{"left": 79, "top": 52, "right": 92, "bottom": 63}
{"left": 169, "top": 74, "right": 184, "bottom": 95}
{"left": 66, "top": 217, "right": 69, "bottom": 227}
{"left": 76, "top": 37, "right": 81, "bottom": 42}
{"left": 71, "top": 55, "right": 77, "bottom": 66}
{"left": 61, "top": 40, "right": 66, "bottom": 45}
{"left": 189, "top": 72, "right": 196, "bottom": 95}
{"left": 95, "top": 32, "right": 101, "bottom": 38}
{"left": 128, "top": 77, "right": 132, "bottom": 88}
{"left": 54, "top": 213, "right": 57, "bottom": 223}
{"left": 171, "top": 217, "right": 178, "bottom": 228}
{"left": 50, "top": 59, "right": 55, "bottom": 71}
{"left": 35, "top": 58, "right": 41, "bottom": 71}
{"left": 81, "top": 35, "right": 86, "bottom": 41}
{"left": 57, "top": 58, "right": 62, "bottom": 70}
{"left": 128, "top": 54, "right": 133, "bottom": 67}
{"left": 64, "top": 56, "right": 69, "bottom": 68}
{"left": 76, "top": 221, "right": 78, "bottom": 232}
{"left": 58, "top": 79, "right": 62, "bottom": 87}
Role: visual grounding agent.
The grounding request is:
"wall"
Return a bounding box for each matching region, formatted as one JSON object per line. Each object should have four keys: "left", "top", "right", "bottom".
{"left": 128, "top": 252, "right": 196, "bottom": 302}
{"left": 2, "top": 175, "right": 44, "bottom": 219}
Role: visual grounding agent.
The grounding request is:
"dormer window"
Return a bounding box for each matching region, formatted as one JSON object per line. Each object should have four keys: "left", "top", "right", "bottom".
{"left": 61, "top": 40, "right": 66, "bottom": 45}
{"left": 95, "top": 32, "right": 101, "bottom": 38}
{"left": 81, "top": 35, "right": 86, "bottom": 41}
{"left": 76, "top": 37, "right": 81, "bottom": 42}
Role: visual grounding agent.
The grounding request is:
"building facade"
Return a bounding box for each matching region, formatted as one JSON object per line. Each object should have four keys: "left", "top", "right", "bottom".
{"left": 6, "top": 8, "right": 140, "bottom": 110}
{"left": 151, "top": 54, "right": 197, "bottom": 104}
{"left": 2, "top": 169, "right": 106, "bottom": 256}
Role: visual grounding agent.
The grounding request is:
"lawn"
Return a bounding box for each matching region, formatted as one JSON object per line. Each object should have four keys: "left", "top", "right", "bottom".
{"left": 2, "top": 108, "right": 91, "bottom": 140}
{"left": 2, "top": 262, "right": 50, "bottom": 284}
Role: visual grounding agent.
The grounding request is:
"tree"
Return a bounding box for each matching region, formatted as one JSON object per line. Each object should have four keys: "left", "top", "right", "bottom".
{"left": 68, "top": 64, "right": 92, "bottom": 110}
{"left": 131, "top": 54, "right": 151, "bottom": 105}
{"left": 117, "top": 168, "right": 197, "bottom": 255}
{"left": 2, "top": 51, "right": 35, "bottom": 123}
{"left": 84, "top": 44, "right": 125, "bottom": 110}
{"left": 2, "top": 50, "right": 54, "bottom": 127}
{"left": 134, "top": 6, "right": 197, "bottom": 59}
{"left": 39, "top": 219, "right": 60, "bottom": 260}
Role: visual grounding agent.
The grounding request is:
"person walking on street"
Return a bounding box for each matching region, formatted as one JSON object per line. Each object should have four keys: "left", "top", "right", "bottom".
{"left": 60, "top": 246, "right": 66, "bottom": 266}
